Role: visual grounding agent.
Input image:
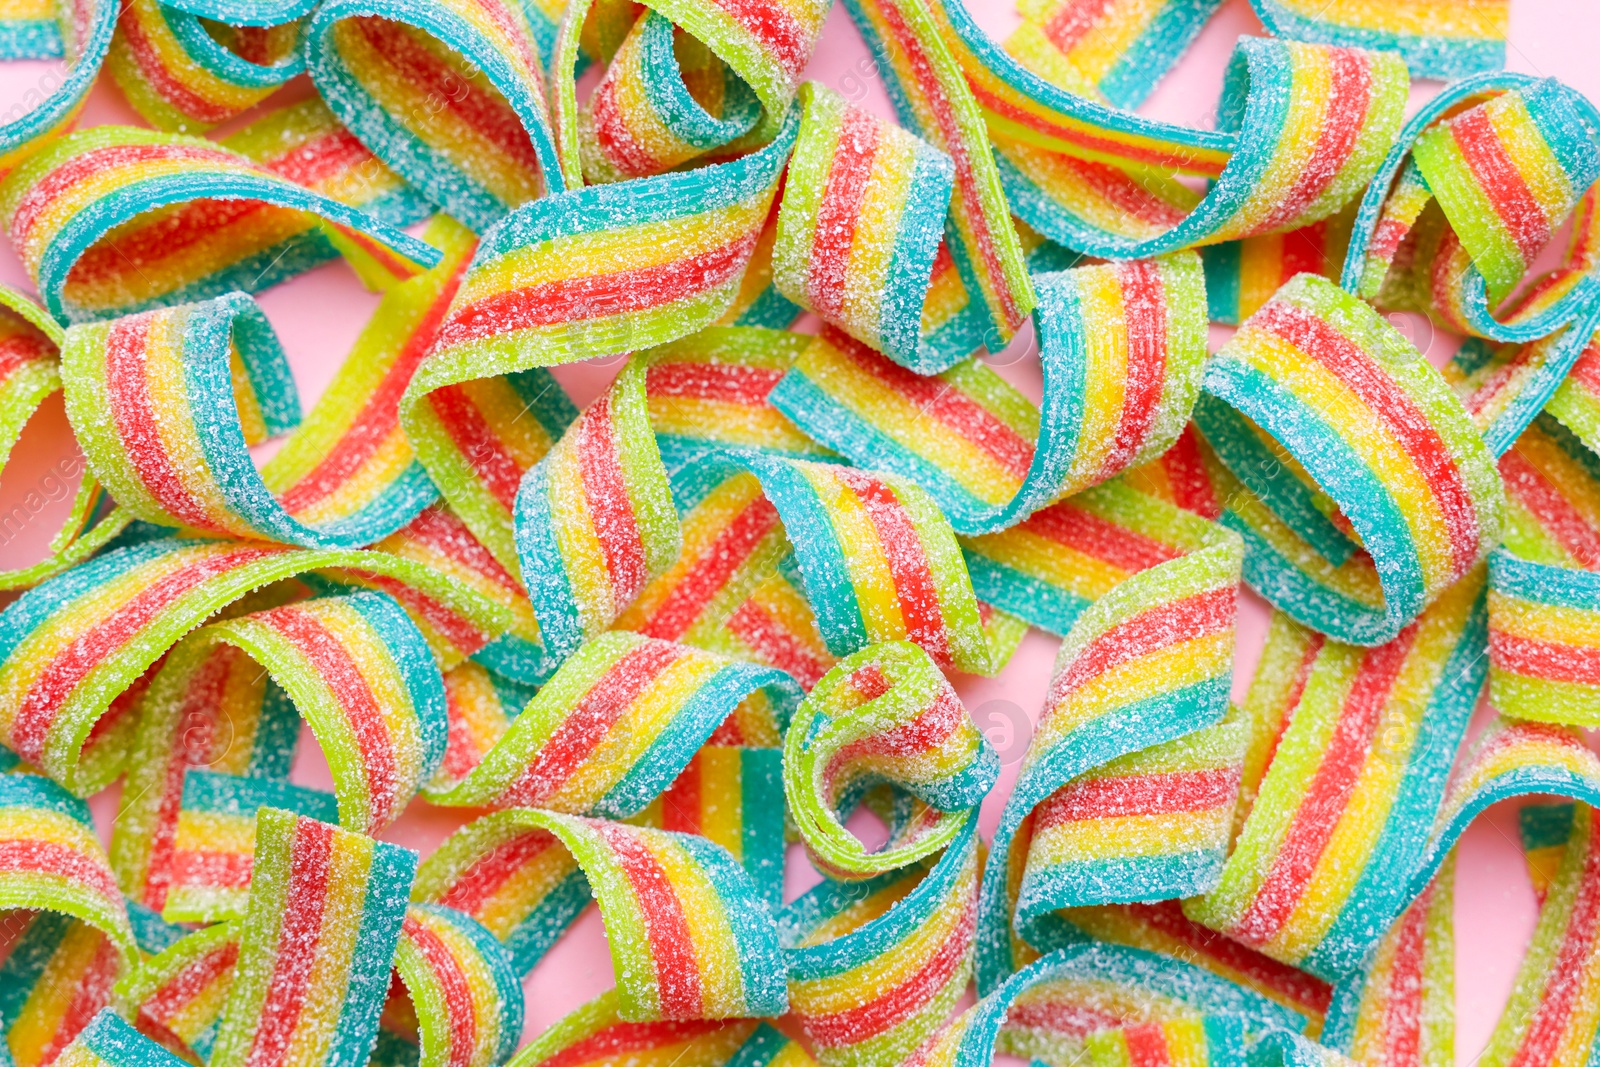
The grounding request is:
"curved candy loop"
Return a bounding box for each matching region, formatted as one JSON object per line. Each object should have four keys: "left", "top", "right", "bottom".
{"left": 770, "top": 253, "right": 1208, "bottom": 534}
{"left": 1487, "top": 548, "right": 1600, "bottom": 728}
{"left": 0, "top": 0, "right": 115, "bottom": 175}
{"left": 152, "top": 590, "right": 446, "bottom": 837}
{"left": 414, "top": 808, "right": 787, "bottom": 1022}
{"left": 782, "top": 641, "right": 995, "bottom": 879}
{"left": 772, "top": 82, "right": 990, "bottom": 375}
{"left": 303, "top": 0, "right": 566, "bottom": 231}
{"left": 107, "top": 0, "right": 303, "bottom": 133}
{"left": 0, "top": 535, "right": 511, "bottom": 795}
{"left": 207, "top": 809, "right": 418, "bottom": 1067}
{"left": 1181, "top": 572, "right": 1488, "bottom": 983}
{"left": 160, "top": 0, "right": 311, "bottom": 25}
{"left": 912, "top": 943, "right": 1313, "bottom": 1067}
{"left": 422, "top": 629, "right": 802, "bottom": 814}
{"left": 895, "top": 0, "right": 1407, "bottom": 262}
{"left": 391, "top": 903, "right": 526, "bottom": 1067}
{"left": 577, "top": 10, "right": 762, "bottom": 185}
{"left": 547, "top": 0, "right": 829, "bottom": 188}
{"left": 0, "top": 125, "right": 443, "bottom": 324}
{"left": 112, "top": 920, "right": 240, "bottom": 1061}
{"left": 509, "top": 990, "right": 811, "bottom": 1067}
{"left": 1196, "top": 273, "right": 1504, "bottom": 647}
{"left": 1246, "top": 0, "right": 1506, "bottom": 81}
{"left": 779, "top": 817, "right": 981, "bottom": 1067}
{"left": 975, "top": 532, "right": 1241, "bottom": 993}
{"left": 400, "top": 111, "right": 798, "bottom": 573}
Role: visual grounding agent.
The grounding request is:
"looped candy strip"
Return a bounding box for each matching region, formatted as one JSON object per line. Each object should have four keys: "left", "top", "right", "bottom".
{"left": 0, "top": 535, "right": 509, "bottom": 795}
{"left": 783, "top": 641, "right": 994, "bottom": 880}
{"left": 0, "top": 0, "right": 114, "bottom": 174}
{"left": 975, "top": 527, "right": 1241, "bottom": 991}
{"left": 106, "top": 0, "right": 303, "bottom": 133}
{"left": 890, "top": 0, "right": 1407, "bottom": 263}
{"left": 770, "top": 253, "right": 1208, "bottom": 534}
{"left": 414, "top": 807, "right": 787, "bottom": 1021}
{"left": 0, "top": 123, "right": 441, "bottom": 324}
{"left": 1195, "top": 273, "right": 1504, "bottom": 646}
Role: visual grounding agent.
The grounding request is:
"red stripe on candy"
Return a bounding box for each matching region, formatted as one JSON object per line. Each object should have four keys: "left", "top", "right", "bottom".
{"left": 246, "top": 818, "right": 334, "bottom": 1067}
{"left": 594, "top": 823, "right": 705, "bottom": 1018}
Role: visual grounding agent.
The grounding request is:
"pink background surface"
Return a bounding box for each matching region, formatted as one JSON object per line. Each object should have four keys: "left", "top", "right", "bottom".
{"left": 0, "top": 0, "right": 1594, "bottom": 1059}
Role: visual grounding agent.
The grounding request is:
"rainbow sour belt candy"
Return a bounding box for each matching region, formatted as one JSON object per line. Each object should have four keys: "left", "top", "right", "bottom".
{"left": 1247, "top": 0, "right": 1507, "bottom": 80}
{"left": 1194, "top": 273, "right": 1504, "bottom": 646}
{"left": 0, "top": 125, "right": 441, "bottom": 324}
{"left": 782, "top": 641, "right": 996, "bottom": 879}
{"left": 0, "top": 535, "right": 508, "bottom": 795}
{"left": 510, "top": 991, "right": 813, "bottom": 1067}
{"left": 413, "top": 808, "right": 786, "bottom": 1019}
{"left": 106, "top": 0, "right": 303, "bottom": 133}
{"left": 770, "top": 254, "right": 1208, "bottom": 533}
{"left": 0, "top": 0, "right": 113, "bottom": 173}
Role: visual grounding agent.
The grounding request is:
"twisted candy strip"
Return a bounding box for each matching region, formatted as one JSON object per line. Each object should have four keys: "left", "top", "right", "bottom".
{"left": 0, "top": 124, "right": 441, "bottom": 324}
{"left": 576, "top": 10, "right": 762, "bottom": 185}
{"left": 782, "top": 641, "right": 995, "bottom": 879}
{"left": 112, "top": 921, "right": 240, "bottom": 1061}
{"left": 510, "top": 991, "right": 812, "bottom": 1067}
{"left": 304, "top": 0, "right": 567, "bottom": 231}
{"left": 975, "top": 531, "right": 1241, "bottom": 991}
{"left": 771, "top": 83, "right": 987, "bottom": 375}
{"left": 389, "top": 903, "right": 526, "bottom": 1067}
{"left": 51, "top": 1012, "right": 193, "bottom": 1067}
{"left": 414, "top": 808, "right": 787, "bottom": 1020}
{"left": 1181, "top": 574, "right": 1487, "bottom": 981}
{"left": 771, "top": 253, "right": 1208, "bottom": 534}
{"left": 1247, "top": 0, "right": 1507, "bottom": 80}
{"left": 895, "top": 0, "right": 1406, "bottom": 263}
{"left": 399, "top": 112, "right": 797, "bottom": 572}
{"left": 106, "top": 0, "right": 302, "bottom": 133}
{"left": 0, "top": 535, "right": 509, "bottom": 795}
{"left": 208, "top": 809, "right": 418, "bottom": 1067}
{"left": 1194, "top": 273, "right": 1504, "bottom": 646}
{"left": 422, "top": 630, "right": 801, "bottom": 815}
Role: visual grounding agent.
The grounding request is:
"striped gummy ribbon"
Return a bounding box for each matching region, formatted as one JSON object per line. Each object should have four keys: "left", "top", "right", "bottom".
{"left": 106, "top": 0, "right": 302, "bottom": 133}
{"left": 303, "top": 0, "right": 568, "bottom": 231}
{"left": 1194, "top": 273, "right": 1504, "bottom": 647}
{"left": 889, "top": 0, "right": 1406, "bottom": 264}
{"left": 509, "top": 990, "right": 813, "bottom": 1067}
{"left": 112, "top": 920, "right": 241, "bottom": 1062}
{"left": 398, "top": 111, "right": 798, "bottom": 575}
{"left": 769, "top": 253, "right": 1209, "bottom": 534}
{"left": 913, "top": 943, "right": 1322, "bottom": 1067}
{"left": 770, "top": 82, "right": 990, "bottom": 375}
{"left": 0, "top": 0, "right": 113, "bottom": 173}
{"left": 0, "top": 773, "right": 138, "bottom": 1064}
{"left": 0, "top": 535, "right": 510, "bottom": 796}
{"left": 413, "top": 807, "right": 787, "bottom": 1021}
{"left": 57, "top": 217, "right": 553, "bottom": 551}
{"left": 1248, "top": 0, "right": 1507, "bottom": 80}
{"left": 975, "top": 522, "right": 1242, "bottom": 992}
{"left": 0, "top": 124, "right": 441, "bottom": 325}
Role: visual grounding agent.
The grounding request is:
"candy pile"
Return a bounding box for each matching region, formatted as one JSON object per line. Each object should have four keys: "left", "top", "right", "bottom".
{"left": 1, "top": 0, "right": 1597, "bottom": 1066}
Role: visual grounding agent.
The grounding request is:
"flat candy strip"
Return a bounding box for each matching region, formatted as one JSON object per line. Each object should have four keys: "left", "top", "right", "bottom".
{"left": 209, "top": 809, "right": 418, "bottom": 1067}
{"left": 1201, "top": 216, "right": 1353, "bottom": 327}
{"left": 413, "top": 808, "right": 786, "bottom": 1020}
{"left": 0, "top": 126, "right": 441, "bottom": 324}
{"left": 783, "top": 641, "right": 995, "bottom": 879}
{"left": 0, "top": 536, "right": 509, "bottom": 795}
{"left": 390, "top": 903, "right": 525, "bottom": 1067}
{"left": 400, "top": 112, "right": 797, "bottom": 574}
{"left": 303, "top": 0, "right": 567, "bottom": 231}
{"left": 781, "top": 818, "right": 980, "bottom": 1067}
{"left": 1198, "top": 273, "right": 1504, "bottom": 646}
{"left": 1247, "top": 0, "right": 1506, "bottom": 80}
{"left": 49, "top": 1012, "right": 192, "bottom": 1067}
{"left": 422, "top": 630, "right": 801, "bottom": 816}
{"left": 508, "top": 990, "right": 812, "bottom": 1067}
{"left": 1489, "top": 550, "right": 1600, "bottom": 728}
{"left": 975, "top": 533, "right": 1241, "bottom": 993}
{"left": 1183, "top": 574, "right": 1487, "bottom": 981}
{"left": 771, "top": 253, "right": 1207, "bottom": 534}
{"left": 773, "top": 83, "right": 978, "bottom": 374}
{"left": 106, "top": 0, "right": 302, "bottom": 133}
